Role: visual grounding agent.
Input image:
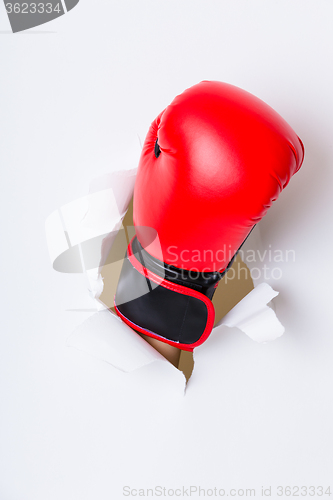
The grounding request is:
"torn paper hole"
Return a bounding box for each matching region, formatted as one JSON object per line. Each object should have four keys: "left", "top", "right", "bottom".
{"left": 215, "top": 282, "right": 285, "bottom": 342}
{"left": 71, "top": 201, "right": 284, "bottom": 376}
{"left": 46, "top": 159, "right": 285, "bottom": 381}
{"left": 66, "top": 283, "right": 283, "bottom": 378}
{"left": 67, "top": 307, "right": 186, "bottom": 394}
{"left": 45, "top": 167, "right": 137, "bottom": 306}
{"left": 67, "top": 308, "right": 167, "bottom": 372}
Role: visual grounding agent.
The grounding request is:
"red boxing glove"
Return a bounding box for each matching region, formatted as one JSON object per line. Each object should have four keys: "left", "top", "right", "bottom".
{"left": 115, "top": 81, "right": 304, "bottom": 351}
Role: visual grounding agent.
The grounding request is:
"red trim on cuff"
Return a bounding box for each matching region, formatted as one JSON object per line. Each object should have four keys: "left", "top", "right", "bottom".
{"left": 114, "top": 237, "right": 215, "bottom": 350}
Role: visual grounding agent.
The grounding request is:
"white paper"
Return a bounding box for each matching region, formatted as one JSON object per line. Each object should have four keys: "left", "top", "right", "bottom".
{"left": 45, "top": 167, "right": 137, "bottom": 303}
{"left": 215, "top": 282, "right": 285, "bottom": 342}
{"left": 67, "top": 309, "right": 168, "bottom": 372}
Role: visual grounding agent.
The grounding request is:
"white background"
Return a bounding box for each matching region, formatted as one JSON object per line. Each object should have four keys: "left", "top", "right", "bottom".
{"left": 1, "top": 1, "right": 332, "bottom": 499}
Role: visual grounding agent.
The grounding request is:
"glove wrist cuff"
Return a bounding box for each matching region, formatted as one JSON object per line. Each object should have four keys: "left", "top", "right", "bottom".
{"left": 114, "top": 237, "right": 216, "bottom": 351}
